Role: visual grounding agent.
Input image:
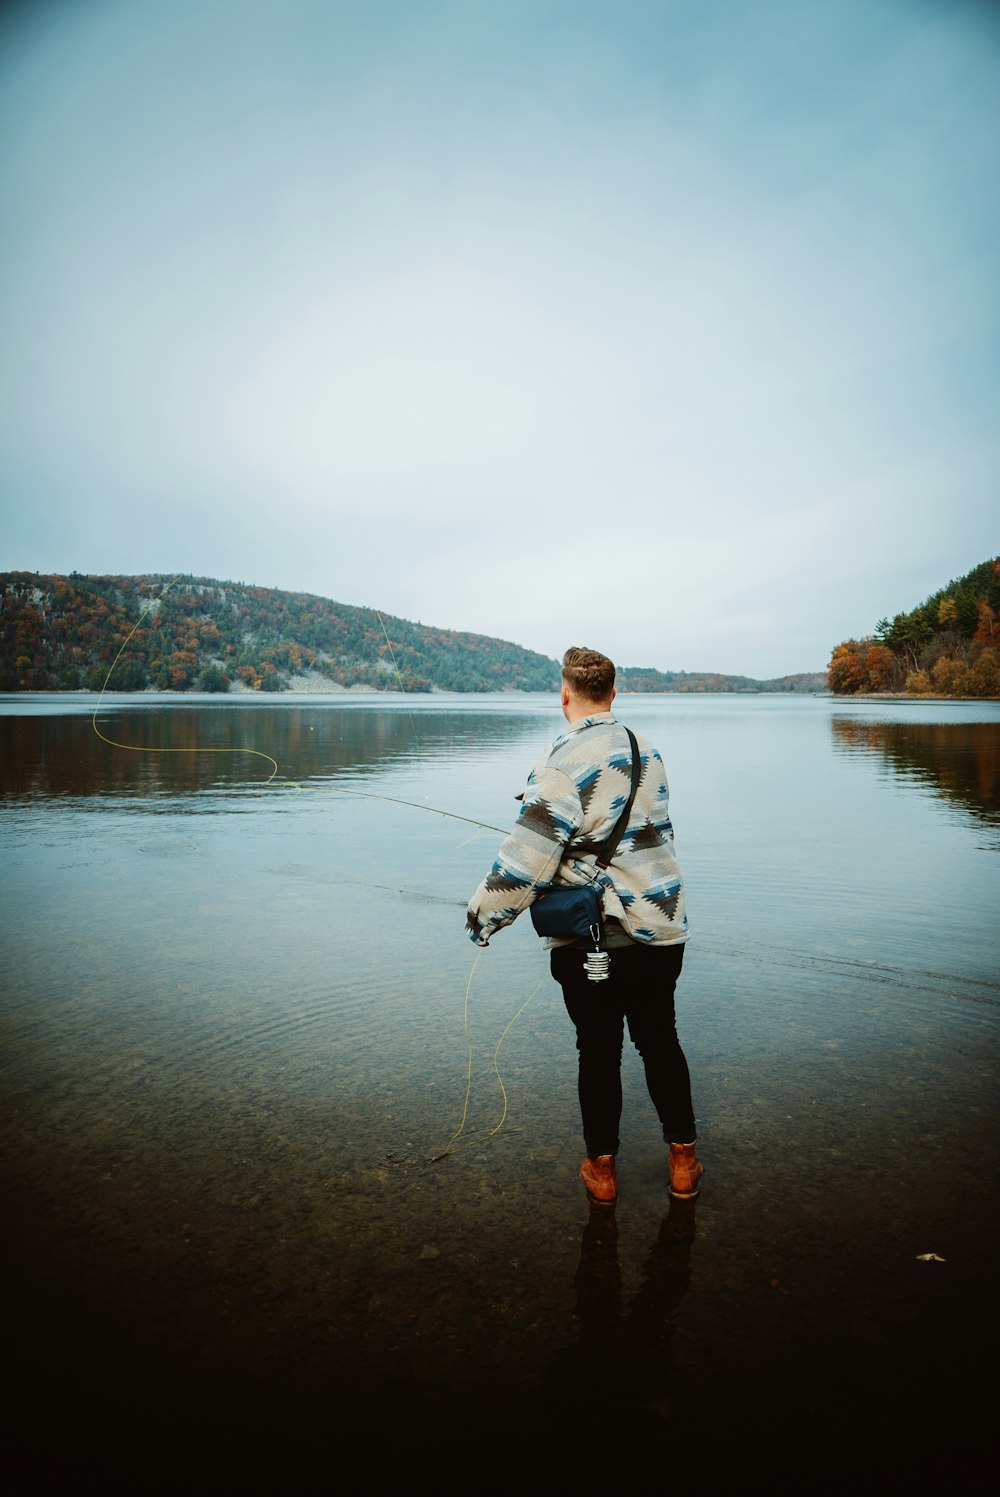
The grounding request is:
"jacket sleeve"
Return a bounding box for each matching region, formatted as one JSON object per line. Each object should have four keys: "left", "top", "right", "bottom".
{"left": 465, "top": 764, "right": 584, "bottom": 944}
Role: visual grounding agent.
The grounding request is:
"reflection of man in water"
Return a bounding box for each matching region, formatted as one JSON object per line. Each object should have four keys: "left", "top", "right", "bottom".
{"left": 465, "top": 645, "right": 703, "bottom": 1205}
{"left": 568, "top": 1196, "right": 697, "bottom": 1419}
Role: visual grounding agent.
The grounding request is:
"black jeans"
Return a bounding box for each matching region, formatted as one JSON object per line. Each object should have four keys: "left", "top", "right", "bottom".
{"left": 551, "top": 940, "right": 696, "bottom": 1158}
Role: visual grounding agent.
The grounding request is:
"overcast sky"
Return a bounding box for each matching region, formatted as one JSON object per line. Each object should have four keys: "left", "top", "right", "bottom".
{"left": 2, "top": 0, "right": 997, "bottom": 677}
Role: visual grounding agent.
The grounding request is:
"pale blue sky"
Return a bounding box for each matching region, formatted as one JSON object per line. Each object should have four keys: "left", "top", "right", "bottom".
{"left": 2, "top": 0, "right": 998, "bottom": 675}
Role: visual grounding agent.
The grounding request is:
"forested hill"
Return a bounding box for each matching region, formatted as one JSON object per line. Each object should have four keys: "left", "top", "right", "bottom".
{"left": 618, "top": 666, "right": 824, "bottom": 694}
{"left": 0, "top": 573, "right": 559, "bottom": 692}
{"left": 828, "top": 556, "right": 1000, "bottom": 697}
{"left": 1, "top": 572, "right": 823, "bottom": 694}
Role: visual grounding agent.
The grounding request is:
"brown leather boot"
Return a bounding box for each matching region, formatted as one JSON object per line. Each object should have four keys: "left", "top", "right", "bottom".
{"left": 579, "top": 1154, "right": 618, "bottom": 1205}
{"left": 668, "top": 1141, "right": 704, "bottom": 1198}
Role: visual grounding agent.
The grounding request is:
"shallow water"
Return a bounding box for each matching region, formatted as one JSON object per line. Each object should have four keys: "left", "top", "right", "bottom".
{"left": 2, "top": 692, "right": 998, "bottom": 1492}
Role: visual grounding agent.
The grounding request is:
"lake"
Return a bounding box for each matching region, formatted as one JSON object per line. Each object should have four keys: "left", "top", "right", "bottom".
{"left": 2, "top": 691, "right": 998, "bottom": 1493}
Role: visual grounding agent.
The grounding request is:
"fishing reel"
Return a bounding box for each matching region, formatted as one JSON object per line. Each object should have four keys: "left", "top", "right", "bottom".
{"left": 584, "top": 922, "right": 610, "bottom": 983}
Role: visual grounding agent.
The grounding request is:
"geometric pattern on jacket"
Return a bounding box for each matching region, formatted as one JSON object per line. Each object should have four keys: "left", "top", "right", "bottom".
{"left": 466, "top": 711, "right": 689, "bottom": 947}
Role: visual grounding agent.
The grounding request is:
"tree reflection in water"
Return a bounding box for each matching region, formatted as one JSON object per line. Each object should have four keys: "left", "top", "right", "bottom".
{"left": 831, "top": 717, "right": 999, "bottom": 834}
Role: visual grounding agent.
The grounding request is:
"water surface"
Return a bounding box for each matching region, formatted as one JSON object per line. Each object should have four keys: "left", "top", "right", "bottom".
{"left": 2, "top": 692, "right": 997, "bottom": 1492}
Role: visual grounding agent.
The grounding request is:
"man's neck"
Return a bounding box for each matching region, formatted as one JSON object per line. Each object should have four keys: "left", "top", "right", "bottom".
{"left": 564, "top": 699, "right": 614, "bottom": 725}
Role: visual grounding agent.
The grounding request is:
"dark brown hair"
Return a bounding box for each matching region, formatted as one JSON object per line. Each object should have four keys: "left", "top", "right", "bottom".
{"left": 561, "top": 646, "right": 616, "bottom": 703}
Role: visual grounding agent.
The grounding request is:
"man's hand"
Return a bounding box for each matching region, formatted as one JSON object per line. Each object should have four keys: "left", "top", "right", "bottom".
{"left": 466, "top": 910, "right": 489, "bottom": 946}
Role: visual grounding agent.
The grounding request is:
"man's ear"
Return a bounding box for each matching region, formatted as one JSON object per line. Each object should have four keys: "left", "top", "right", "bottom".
{"left": 560, "top": 684, "right": 570, "bottom": 707}
{"left": 611, "top": 686, "right": 617, "bottom": 702}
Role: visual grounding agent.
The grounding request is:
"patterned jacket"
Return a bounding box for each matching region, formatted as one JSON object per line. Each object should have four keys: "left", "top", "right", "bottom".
{"left": 466, "top": 711, "right": 689, "bottom": 947}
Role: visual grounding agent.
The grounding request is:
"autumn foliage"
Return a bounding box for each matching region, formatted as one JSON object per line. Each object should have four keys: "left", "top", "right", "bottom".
{"left": 0, "top": 573, "right": 561, "bottom": 694}
{"left": 828, "top": 558, "right": 1000, "bottom": 698}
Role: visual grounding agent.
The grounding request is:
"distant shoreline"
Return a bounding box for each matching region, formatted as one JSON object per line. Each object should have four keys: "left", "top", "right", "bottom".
{"left": 4, "top": 687, "right": 997, "bottom": 702}
{"left": 4, "top": 685, "right": 836, "bottom": 698}
{"left": 838, "top": 692, "right": 1000, "bottom": 703}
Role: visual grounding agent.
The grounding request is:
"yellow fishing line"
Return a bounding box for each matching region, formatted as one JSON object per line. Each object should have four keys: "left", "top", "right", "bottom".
{"left": 92, "top": 576, "right": 544, "bottom": 1166}
{"left": 485, "top": 977, "right": 545, "bottom": 1139}
{"left": 90, "top": 575, "right": 278, "bottom": 781}
{"left": 432, "top": 947, "right": 484, "bottom": 1161}
{"left": 427, "top": 806, "right": 564, "bottom": 1160}
{"left": 374, "top": 608, "right": 407, "bottom": 691}
{"left": 374, "top": 606, "right": 423, "bottom": 747}
{"left": 431, "top": 956, "right": 545, "bottom": 1162}
{"left": 374, "top": 601, "right": 550, "bottom": 1159}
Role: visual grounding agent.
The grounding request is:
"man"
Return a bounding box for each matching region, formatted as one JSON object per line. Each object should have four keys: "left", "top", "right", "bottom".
{"left": 466, "top": 646, "right": 702, "bottom": 1207}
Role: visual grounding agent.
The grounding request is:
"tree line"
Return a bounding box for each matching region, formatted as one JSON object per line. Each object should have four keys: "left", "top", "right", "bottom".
{"left": 827, "top": 557, "right": 1000, "bottom": 698}
{"left": 618, "top": 666, "right": 825, "bottom": 694}
{"left": 0, "top": 573, "right": 561, "bottom": 693}
{"left": 1, "top": 570, "right": 830, "bottom": 695}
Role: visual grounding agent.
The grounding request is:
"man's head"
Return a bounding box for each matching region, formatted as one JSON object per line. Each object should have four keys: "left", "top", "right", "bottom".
{"left": 561, "top": 646, "right": 616, "bottom": 722}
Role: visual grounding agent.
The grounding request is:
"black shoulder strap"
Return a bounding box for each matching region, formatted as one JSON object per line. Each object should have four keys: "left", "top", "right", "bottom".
{"left": 594, "top": 727, "right": 641, "bottom": 870}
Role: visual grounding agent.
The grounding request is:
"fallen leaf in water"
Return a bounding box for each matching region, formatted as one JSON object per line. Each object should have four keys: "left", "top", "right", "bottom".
{"left": 916, "top": 1253, "right": 946, "bottom": 1262}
